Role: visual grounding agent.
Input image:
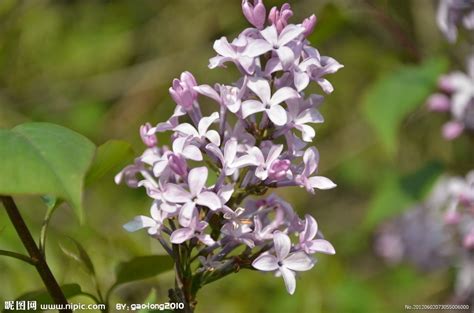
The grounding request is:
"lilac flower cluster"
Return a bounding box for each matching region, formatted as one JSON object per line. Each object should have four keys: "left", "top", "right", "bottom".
{"left": 116, "top": 0, "right": 342, "bottom": 296}
{"left": 426, "top": 56, "right": 474, "bottom": 140}
{"left": 427, "top": 0, "right": 474, "bottom": 140}
{"left": 375, "top": 173, "right": 474, "bottom": 303}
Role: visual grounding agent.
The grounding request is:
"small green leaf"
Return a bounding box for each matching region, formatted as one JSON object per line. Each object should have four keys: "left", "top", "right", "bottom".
{"left": 362, "top": 58, "right": 448, "bottom": 155}
{"left": 8, "top": 284, "right": 82, "bottom": 312}
{"left": 114, "top": 255, "right": 174, "bottom": 286}
{"left": 0, "top": 122, "right": 96, "bottom": 222}
{"left": 60, "top": 237, "right": 96, "bottom": 276}
{"left": 85, "top": 139, "right": 134, "bottom": 186}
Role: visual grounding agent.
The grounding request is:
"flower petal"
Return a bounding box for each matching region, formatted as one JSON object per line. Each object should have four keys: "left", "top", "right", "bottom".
{"left": 308, "top": 176, "right": 337, "bottom": 190}
{"left": 194, "top": 84, "right": 221, "bottom": 103}
{"left": 173, "top": 123, "right": 199, "bottom": 137}
{"left": 247, "top": 78, "right": 271, "bottom": 103}
{"left": 271, "top": 87, "right": 299, "bottom": 106}
{"left": 260, "top": 25, "right": 279, "bottom": 46}
{"left": 163, "top": 184, "right": 192, "bottom": 203}
{"left": 307, "top": 239, "right": 336, "bottom": 255}
{"left": 244, "top": 39, "right": 273, "bottom": 58}
{"left": 123, "top": 216, "right": 156, "bottom": 232}
{"left": 170, "top": 227, "right": 194, "bottom": 244}
{"left": 278, "top": 24, "right": 305, "bottom": 46}
{"left": 252, "top": 254, "right": 279, "bottom": 271}
{"left": 178, "top": 202, "right": 196, "bottom": 227}
{"left": 213, "top": 37, "right": 236, "bottom": 57}
{"left": 188, "top": 167, "right": 208, "bottom": 196}
{"left": 198, "top": 112, "right": 220, "bottom": 136}
{"left": 266, "top": 104, "right": 288, "bottom": 126}
{"left": 284, "top": 251, "right": 315, "bottom": 271}
{"left": 241, "top": 100, "right": 265, "bottom": 118}
{"left": 181, "top": 144, "right": 203, "bottom": 161}
{"left": 279, "top": 267, "right": 297, "bottom": 295}
{"left": 196, "top": 191, "right": 222, "bottom": 211}
{"left": 273, "top": 231, "right": 291, "bottom": 260}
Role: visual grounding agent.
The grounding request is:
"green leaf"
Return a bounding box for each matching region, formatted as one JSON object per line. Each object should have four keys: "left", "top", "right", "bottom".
{"left": 85, "top": 139, "right": 134, "bottom": 186}
{"left": 0, "top": 122, "right": 96, "bottom": 222}
{"left": 60, "top": 237, "right": 96, "bottom": 276}
{"left": 362, "top": 58, "right": 448, "bottom": 155}
{"left": 114, "top": 255, "right": 174, "bottom": 286}
{"left": 7, "top": 284, "right": 83, "bottom": 312}
{"left": 139, "top": 289, "right": 157, "bottom": 313}
{"left": 363, "top": 161, "right": 445, "bottom": 230}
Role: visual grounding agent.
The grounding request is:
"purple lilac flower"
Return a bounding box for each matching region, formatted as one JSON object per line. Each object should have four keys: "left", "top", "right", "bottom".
{"left": 426, "top": 55, "right": 474, "bottom": 140}
{"left": 117, "top": 0, "right": 342, "bottom": 296}
{"left": 437, "top": 0, "right": 474, "bottom": 43}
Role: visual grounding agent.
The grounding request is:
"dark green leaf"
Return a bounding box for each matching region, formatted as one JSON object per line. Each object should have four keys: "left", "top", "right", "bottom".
{"left": 0, "top": 122, "right": 96, "bottom": 222}
{"left": 400, "top": 160, "right": 444, "bottom": 200}
{"left": 85, "top": 139, "right": 134, "bottom": 186}
{"left": 114, "top": 255, "right": 174, "bottom": 286}
{"left": 362, "top": 58, "right": 448, "bottom": 155}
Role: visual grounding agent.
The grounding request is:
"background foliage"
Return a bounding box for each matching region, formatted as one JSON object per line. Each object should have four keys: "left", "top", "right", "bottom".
{"left": 1, "top": 0, "right": 473, "bottom": 312}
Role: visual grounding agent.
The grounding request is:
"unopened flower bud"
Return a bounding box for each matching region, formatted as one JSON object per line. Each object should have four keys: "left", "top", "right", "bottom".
{"left": 169, "top": 71, "right": 198, "bottom": 110}
{"left": 242, "top": 0, "right": 266, "bottom": 29}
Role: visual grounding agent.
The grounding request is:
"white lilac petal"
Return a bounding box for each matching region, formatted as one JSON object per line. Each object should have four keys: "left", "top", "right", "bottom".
{"left": 294, "top": 71, "right": 310, "bottom": 92}
{"left": 241, "top": 100, "right": 266, "bottom": 118}
{"left": 123, "top": 216, "right": 156, "bottom": 232}
{"left": 297, "top": 124, "right": 316, "bottom": 142}
{"left": 214, "top": 37, "right": 236, "bottom": 57}
{"left": 271, "top": 87, "right": 299, "bottom": 106}
{"left": 197, "top": 234, "right": 216, "bottom": 246}
{"left": 296, "top": 108, "right": 324, "bottom": 124}
{"left": 303, "top": 147, "right": 319, "bottom": 175}
{"left": 194, "top": 85, "right": 221, "bottom": 103}
{"left": 252, "top": 254, "right": 279, "bottom": 271}
{"left": 198, "top": 112, "right": 220, "bottom": 136}
{"left": 205, "top": 130, "right": 221, "bottom": 146}
{"left": 273, "top": 231, "right": 291, "bottom": 260}
{"left": 244, "top": 39, "right": 273, "bottom": 58}
{"left": 170, "top": 228, "right": 194, "bottom": 244}
{"left": 181, "top": 144, "right": 203, "bottom": 161}
{"left": 279, "top": 266, "right": 297, "bottom": 295}
{"left": 260, "top": 25, "right": 279, "bottom": 46}
{"left": 174, "top": 123, "right": 200, "bottom": 137}
{"left": 178, "top": 202, "right": 197, "bottom": 227}
{"left": 266, "top": 104, "right": 288, "bottom": 126}
{"left": 188, "top": 167, "right": 208, "bottom": 196}
{"left": 276, "top": 46, "right": 296, "bottom": 69}
{"left": 301, "top": 214, "right": 318, "bottom": 242}
{"left": 196, "top": 191, "right": 222, "bottom": 211}
{"left": 283, "top": 251, "right": 315, "bottom": 271}
{"left": 163, "top": 184, "right": 192, "bottom": 203}
{"left": 278, "top": 24, "right": 305, "bottom": 46}
{"left": 308, "top": 176, "right": 337, "bottom": 190}
{"left": 306, "top": 239, "right": 336, "bottom": 255}
{"left": 247, "top": 78, "right": 271, "bottom": 103}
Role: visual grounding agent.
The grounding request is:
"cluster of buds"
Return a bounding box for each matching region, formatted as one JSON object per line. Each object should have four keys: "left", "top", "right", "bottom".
{"left": 116, "top": 0, "right": 342, "bottom": 298}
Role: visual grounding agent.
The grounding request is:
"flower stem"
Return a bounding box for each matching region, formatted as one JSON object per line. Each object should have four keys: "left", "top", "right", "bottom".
{"left": 1, "top": 196, "right": 71, "bottom": 312}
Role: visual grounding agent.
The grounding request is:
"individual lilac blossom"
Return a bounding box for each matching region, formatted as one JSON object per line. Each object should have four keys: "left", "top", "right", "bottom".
{"left": 242, "top": 0, "right": 266, "bottom": 29}
{"left": 140, "top": 123, "right": 158, "bottom": 147}
{"left": 268, "top": 159, "right": 292, "bottom": 181}
{"left": 437, "top": 0, "right": 474, "bottom": 43}
{"left": 268, "top": 3, "right": 293, "bottom": 33}
{"left": 246, "top": 145, "right": 285, "bottom": 180}
{"left": 302, "top": 14, "right": 317, "bottom": 37}
{"left": 242, "top": 77, "right": 299, "bottom": 125}
{"left": 163, "top": 167, "right": 222, "bottom": 226}
{"left": 206, "top": 138, "right": 255, "bottom": 176}
{"left": 285, "top": 98, "right": 324, "bottom": 142}
{"left": 295, "top": 147, "right": 336, "bottom": 193}
{"left": 194, "top": 81, "right": 247, "bottom": 114}
{"left": 123, "top": 201, "right": 168, "bottom": 235}
{"left": 252, "top": 231, "right": 314, "bottom": 294}
{"left": 170, "top": 211, "right": 215, "bottom": 246}
{"left": 298, "top": 215, "right": 335, "bottom": 255}
{"left": 256, "top": 24, "right": 305, "bottom": 68}
{"left": 173, "top": 112, "right": 221, "bottom": 146}
{"left": 169, "top": 71, "right": 199, "bottom": 111}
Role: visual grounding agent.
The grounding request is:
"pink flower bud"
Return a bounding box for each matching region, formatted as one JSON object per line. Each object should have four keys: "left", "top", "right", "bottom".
{"left": 463, "top": 231, "right": 474, "bottom": 249}
{"left": 443, "top": 210, "right": 461, "bottom": 225}
{"left": 242, "top": 0, "right": 266, "bottom": 29}
{"left": 426, "top": 93, "right": 451, "bottom": 112}
{"left": 268, "top": 3, "right": 293, "bottom": 33}
{"left": 268, "top": 159, "right": 291, "bottom": 181}
{"left": 442, "top": 121, "right": 464, "bottom": 140}
{"left": 169, "top": 71, "right": 198, "bottom": 110}
{"left": 140, "top": 123, "right": 158, "bottom": 147}
{"left": 438, "top": 75, "right": 455, "bottom": 93}
{"left": 302, "top": 14, "right": 317, "bottom": 37}
{"left": 168, "top": 154, "right": 188, "bottom": 177}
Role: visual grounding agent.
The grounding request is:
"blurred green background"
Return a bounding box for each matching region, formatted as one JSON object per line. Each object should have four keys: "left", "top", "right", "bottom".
{"left": 1, "top": 0, "right": 473, "bottom": 312}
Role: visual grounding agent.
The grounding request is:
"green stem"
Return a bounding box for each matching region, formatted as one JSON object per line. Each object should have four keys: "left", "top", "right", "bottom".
{"left": 1, "top": 195, "right": 71, "bottom": 313}
{"left": 0, "top": 249, "right": 36, "bottom": 265}
{"left": 39, "top": 201, "right": 59, "bottom": 257}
